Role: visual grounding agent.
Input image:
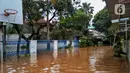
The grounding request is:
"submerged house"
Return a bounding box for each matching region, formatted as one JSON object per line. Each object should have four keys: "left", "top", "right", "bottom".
{"left": 105, "top": 0, "right": 130, "bottom": 62}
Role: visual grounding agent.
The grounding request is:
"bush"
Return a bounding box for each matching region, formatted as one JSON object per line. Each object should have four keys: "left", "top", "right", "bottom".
{"left": 79, "top": 36, "right": 93, "bottom": 47}
{"left": 65, "top": 40, "right": 73, "bottom": 49}
{"left": 21, "top": 45, "right": 28, "bottom": 49}
{"left": 113, "top": 38, "right": 127, "bottom": 57}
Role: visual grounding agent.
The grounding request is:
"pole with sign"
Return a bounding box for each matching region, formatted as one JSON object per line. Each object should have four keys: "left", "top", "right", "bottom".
{"left": 115, "top": 4, "right": 129, "bottom": 56}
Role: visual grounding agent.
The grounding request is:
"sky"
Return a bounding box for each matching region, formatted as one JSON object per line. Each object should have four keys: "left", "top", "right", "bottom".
{"left": 80, "top": 0, "right": 106, "bottom": 26}
{"left": 81, "top": 0, "right": 106, "bottom": 16}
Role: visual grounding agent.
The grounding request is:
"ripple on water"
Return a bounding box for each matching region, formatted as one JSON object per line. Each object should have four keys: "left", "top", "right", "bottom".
{"left": 1, "top": 46, "right": 130, "bottom": 73}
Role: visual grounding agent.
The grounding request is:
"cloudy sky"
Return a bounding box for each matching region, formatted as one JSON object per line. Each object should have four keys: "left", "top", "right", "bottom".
{"left": 81, "top": 0, "right": 106, "bottom": 16}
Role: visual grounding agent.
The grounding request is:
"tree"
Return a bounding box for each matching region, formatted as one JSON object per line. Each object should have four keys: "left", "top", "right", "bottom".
{"left": 12, "top": 0, "right": 77, "bottom": 53}
{"left": 14, "top": 0, "right": 75, "bottom": 39}
{"left": 93, "top": 8, "right": 111, "bottom": 34}
{"left": 58, "top": 3, "right": 93, "bottom": 38}
{"left": 70, "top": 10, "right": 91, "bottom": 34}
{"left": 82, "top": 2, "right": 94, "bottom": 15}
{"left": 6, "top": 25, "right": 17, "bottom": 34}
{"left": 108, "top": 23, "right": 120, "bottom": 45}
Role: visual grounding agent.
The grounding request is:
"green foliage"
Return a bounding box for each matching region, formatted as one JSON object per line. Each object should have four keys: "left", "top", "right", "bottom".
{"left": 65, "top": 46, "right": 72, "bottom": 49}
{"left": 65, "top": 40, "right": 73, "bottom": 49}
{"left": 6, "top": 25, "right": 17, "bottom": 34}
{"left": 14, "top": 0, "right": 94, "bottom": 41}
{"left": 23, "top": 0, "right": 42, "bottom": 21}
{"left": 50, "top": 28, "right": 74, "bottom": 40}
{"left": 21, "top": 45, "right": 28, "bottom": 49}
{"left": 120, "top": 54, "right": 127, "bottom": 59}
{"left": 21, "top": 0, "right": 77, "bottom": 40}
{"left": 59, "top": 9, "right": 92, "bottom": 37}
{"left": 108, "top": 23, "right": 120, "bottom": 36}
{"left": 54, "top": 0, "right": 74, "bottom": 16}
{"left": 72, "top": 10, "right": 91, "bottom": 30}
{"left": 113, "top": 36, "right": 126, "bottom": 57}
{"left": 79, "top": 36, "right": 93, "bottom": 47}
{"left": 82, "top": 2, "right": 94, "bottom": 15}
{"left": 58, "top": 47, "right": 62, "bottom": 51}
{"left": 61, "top": 9, "right": 92, "bottom": 28}
{"left": 93, "top": 8, "right": 111, "bottom": 34}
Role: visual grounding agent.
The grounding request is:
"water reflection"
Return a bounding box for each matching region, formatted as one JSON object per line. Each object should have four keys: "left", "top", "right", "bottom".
{"left": 50, "top": 40, "right": 61, "bottom": 73}
{"left": 30, "top": 40, "right": 38, "bottom": 67}
{"left": 30, "top": 52, "right": 37, "bottom": 67}
{"left": 1, "top": 46, "right": 130, "bottom": 73}
{"left": 53, "top": 40, "right": 58, "bottom": 60}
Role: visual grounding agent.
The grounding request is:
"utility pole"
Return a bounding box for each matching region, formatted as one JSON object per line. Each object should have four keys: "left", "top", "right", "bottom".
{"left": 47, "top": 0, "right": 50, "bottom": 40}
{"left": 0, "top": 25, "right": 3, "bottom": 73}
{"left": 125, "top": 20, "right": 128, "bottom": 55}
{"left": 47, "top": 0, "right": 50, "bottom": 50}
{"left": 2, "top": 23, "right": 6, "bottom": 62}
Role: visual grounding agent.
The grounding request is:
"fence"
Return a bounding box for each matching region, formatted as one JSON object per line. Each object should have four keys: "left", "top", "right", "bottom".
{"left": 0, "top": 40, "right": 79, "bottom": 56}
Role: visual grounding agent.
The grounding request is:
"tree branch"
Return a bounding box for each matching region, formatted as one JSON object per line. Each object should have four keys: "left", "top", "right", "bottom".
{"left": 49, "top": 10, "right": 56, "bottom": 22}
{"left": 26, "top": 10, "right": 35, "bottom": 40}
{"left": 28, "top": 24, "right": 35, "bottom": 40}
{"left": 13, "top": 24, "right": 28, "bottom": 41}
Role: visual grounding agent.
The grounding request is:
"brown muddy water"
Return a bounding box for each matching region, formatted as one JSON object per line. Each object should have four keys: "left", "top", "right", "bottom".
{"left": 0, "top": 46, "right": 130, "bottom": 73}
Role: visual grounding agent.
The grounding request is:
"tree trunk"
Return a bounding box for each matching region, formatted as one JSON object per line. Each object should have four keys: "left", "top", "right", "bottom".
{"left": 26, "top": 40, "right": 30, "bottom": 56}
{"left": 13, "top": 24, "right": 34, "bottom": 56}
{"left": 113, "top": 34, "right": 117, "bottom": 47}
{"left": 47, "top": 0, "right": 50, "bottom": 50}
{"left": 17, "top": 33, "right": 21, "bottom": 59}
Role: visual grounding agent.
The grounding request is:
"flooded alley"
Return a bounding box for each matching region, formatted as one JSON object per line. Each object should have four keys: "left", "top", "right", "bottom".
{"left": 0, "top": 46, "right": 130, "bottom": 73}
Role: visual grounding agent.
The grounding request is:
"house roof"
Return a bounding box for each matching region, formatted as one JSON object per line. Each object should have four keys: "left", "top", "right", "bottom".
{"left": 24, "top": 19, "right": 56, "bottom": 26}
{"left": 105, "top": 0, "right": 130, "bottom": 20}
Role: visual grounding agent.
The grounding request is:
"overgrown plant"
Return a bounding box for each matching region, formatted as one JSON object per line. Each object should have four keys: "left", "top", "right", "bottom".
{"left": 113, "top": 36, "right": 127, "bottom": 57}
{"left": 79, "top": 36, "right": 93, "bottom": 47}
{"left": 65, "top": 40, "right": 73, "bottom": 49}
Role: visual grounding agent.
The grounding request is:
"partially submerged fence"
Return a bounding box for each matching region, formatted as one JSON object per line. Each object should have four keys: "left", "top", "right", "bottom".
{"left": 0, "top": 40, "right": 79, "bottom": 56}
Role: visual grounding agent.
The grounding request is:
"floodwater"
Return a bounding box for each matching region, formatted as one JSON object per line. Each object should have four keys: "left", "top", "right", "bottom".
{"left": 0, "top": 46, "right": 130, "bottom": 73}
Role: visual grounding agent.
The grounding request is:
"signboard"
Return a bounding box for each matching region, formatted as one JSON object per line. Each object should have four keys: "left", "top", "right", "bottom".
{"left": 0, "top": 0, "right": 23, "bottom": 24}
{"left": 115, "top": 4, "right": 125, "bottom": 15}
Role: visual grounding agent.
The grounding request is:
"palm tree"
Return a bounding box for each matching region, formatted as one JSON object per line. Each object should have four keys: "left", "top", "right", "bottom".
{"left": 82, "top": 2, "right": 94, "bottom": 15}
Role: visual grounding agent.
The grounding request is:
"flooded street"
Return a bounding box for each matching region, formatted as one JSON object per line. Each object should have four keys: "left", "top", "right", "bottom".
{"left": 0, "top": 46, "right": 130, "bottom": 73}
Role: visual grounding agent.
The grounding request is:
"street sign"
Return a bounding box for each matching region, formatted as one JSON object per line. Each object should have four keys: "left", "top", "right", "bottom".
{"left": 115, "top": 4, "right": 125, "bottom": 15}
{"left": 111, "top": 17, "right": 129, "bottom": 23}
